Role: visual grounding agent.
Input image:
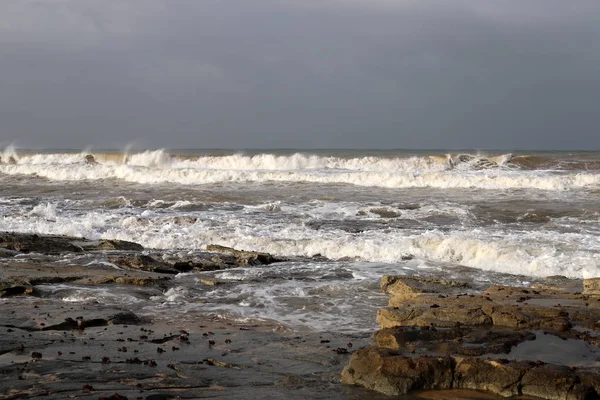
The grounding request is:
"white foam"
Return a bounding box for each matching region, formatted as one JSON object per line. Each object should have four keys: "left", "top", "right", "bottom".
{"left": 3, "top": 198, "right": 597, "bottom": 279}
{"left": 3, "top": 150, "right": 594, "bottom": 191}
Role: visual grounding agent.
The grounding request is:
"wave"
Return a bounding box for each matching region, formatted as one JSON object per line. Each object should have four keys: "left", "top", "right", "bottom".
{"left": 1, "top": 149, "right": 599, "bottom": 190}
{"left": 1, "top": 205, "right": 598, "bottom": 278}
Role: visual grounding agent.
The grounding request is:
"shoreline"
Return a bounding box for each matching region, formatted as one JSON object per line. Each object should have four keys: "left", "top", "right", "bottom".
{"left": 2, "top": 232, "right": 600, "bottom": 399}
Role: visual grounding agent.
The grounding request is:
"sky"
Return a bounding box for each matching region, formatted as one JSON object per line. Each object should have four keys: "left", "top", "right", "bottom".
{"left": 0, "top": 0, "right": 599, "bottom": 150}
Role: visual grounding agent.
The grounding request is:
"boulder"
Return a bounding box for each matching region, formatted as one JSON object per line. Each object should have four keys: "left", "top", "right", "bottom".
{"left": 341, "top": 347, "right": 454, "bottom": 396}
{"left": 521, "top": 364, "right": 595, "bottom": 400}
{"left": 454, "top": 358, "right": 530, "bottom": 397}
{"left": 0, "top": 280, "right": 35, "bottom": 297}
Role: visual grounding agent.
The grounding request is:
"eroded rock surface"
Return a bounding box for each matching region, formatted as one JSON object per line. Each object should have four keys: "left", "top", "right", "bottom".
{"left": 342, "top": 274, "right": 600, "bottom": 399}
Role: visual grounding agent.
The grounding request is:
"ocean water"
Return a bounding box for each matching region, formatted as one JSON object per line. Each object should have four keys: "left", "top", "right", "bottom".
{"left": 1, "top": 147, "right": 600, "bottom": 332}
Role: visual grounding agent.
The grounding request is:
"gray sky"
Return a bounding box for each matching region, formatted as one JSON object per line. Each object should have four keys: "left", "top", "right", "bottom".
{"left": 1, "top": 0, "right": 599, "bottom": 150}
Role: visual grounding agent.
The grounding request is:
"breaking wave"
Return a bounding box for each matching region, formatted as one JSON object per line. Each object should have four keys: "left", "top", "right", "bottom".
{"left": 1, "top": 149, "right": 599, "bottom": 191}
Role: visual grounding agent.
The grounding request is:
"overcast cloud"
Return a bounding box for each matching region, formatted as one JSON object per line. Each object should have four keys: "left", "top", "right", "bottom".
{"left": 1, "top": 0, "right": 599, "bottom": 150}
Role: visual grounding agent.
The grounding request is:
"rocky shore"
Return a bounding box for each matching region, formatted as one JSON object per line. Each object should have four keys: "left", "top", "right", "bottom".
{"left": 4, "top": 231, "right": 600, "bottom": 399}
{"left": 342, "top": 275, "right": 600, "bottom": 399}
{"left": 0, "top": 232, "right": 371, "bottom": 400}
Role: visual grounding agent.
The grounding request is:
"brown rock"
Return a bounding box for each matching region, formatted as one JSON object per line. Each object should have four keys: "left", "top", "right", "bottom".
{"left": 341, "top": 347, "right": 454, "bottom": 396}
{"left": 584, "top": 278, "right": 600, "bottom": 296}
{"left": 454, "top": 358, "right": 531, "bottom": 397}
{"left": 381, "top": 275, "right": 471, "bottom": 300}
{"left": 521, "top": 364, "right": 595, "bottom": 400}
{"left": 377, "top": 306, "right": 491, "bottom": 329}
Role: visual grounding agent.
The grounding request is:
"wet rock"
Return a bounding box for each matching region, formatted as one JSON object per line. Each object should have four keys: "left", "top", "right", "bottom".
{"left": 0, "top": 280, "right": 35, "bottom": 297}
{"left": 172, "top": 260, "right": 225, "bottom": 272}
{"left": 341, "top": 347, "right": 454, "bottom": 396}
{"left": 454, "top": 358, "right": 530, "bottom": 397}
{"left": 532, "top": 275, "right": 583, "bottom": 292}
{"left": 108, "top": 255, "right": 179, "bottom": 274}
{"left": 521, "top": 364, "right": 595, "bottom": 400}
{"left": 85, "top": 239, "right": 144, "bottom": 251}
{"left": 381, "top": 275, "right": 471, "bottom": 302}
{"left": 0, "top": 232, "right": 83, "bottom": 253}
{"left": 114, "top": 276, "right": 169, "bottom": 286}
{"left": 0, "top": 247, "right": 20, "bottom": 258}
{"left": 377, "top": 306, "right": 492, "bottom": 329}
{"left": 84, "top": 154, "right": 97, "bottom": 164}
{"left": 109, "top": 311, "right": 144, "bottom": 325}
{"left": 206, "top": 244, "right": 280, "bottom": 266}
{"left": 584, "top": 278, "right": 600, "bottom": 295}
{"left": 342, "top": 274, "right": 600, "bottom": 399}
{"left": 369, "top": 208, "right": 402, "bottom": 218}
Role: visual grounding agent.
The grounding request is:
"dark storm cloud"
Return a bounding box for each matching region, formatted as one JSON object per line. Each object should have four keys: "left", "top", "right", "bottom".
{"left": 0, "top": 0, "right": 599, "bottom": 149}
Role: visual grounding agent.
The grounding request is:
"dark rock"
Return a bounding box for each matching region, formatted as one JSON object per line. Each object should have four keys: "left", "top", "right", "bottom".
{"left": 0, "top": 232, "right": 83, "bottom": 253}
{"left": 84, "top": 154, "right": 97, "bottom": 164}
{"left": 108, "top": 255, "right": 179, "bottom": 274}
{"left": 0, "top": 280, "right": 35, "bottom": 297}
{"left": 369, "top": 208, "right": 402, "bottom": 218}
{"left": 86, "top": 239, "right": 144, "bottom": 251}
{"left": 109, "top": 311, "right": 144, "bottom": 325}
{"left": 206, "top": 244, "right": 280, "bottom": 265}
{"left": 0, "top": 247, "right": 20, "bottom": 258}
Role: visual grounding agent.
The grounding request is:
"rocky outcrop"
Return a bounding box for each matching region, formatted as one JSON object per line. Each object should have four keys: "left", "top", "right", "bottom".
{"left": 341, "top": 347, "right": 453, "bottom": 396}
{"left": 0, "top": 233, "right": 143, "bottom": 254}
{"left": 342, "top": 274, "right": 600, "bottom": 399}
{"left": 108, "top": 254, "right": 180, "bottom": 274}
{"left": 206, "top": 244, "right": 281, "bottom": 266}
{"left": 0, "top": 232, "right": 85, "bottom": 253}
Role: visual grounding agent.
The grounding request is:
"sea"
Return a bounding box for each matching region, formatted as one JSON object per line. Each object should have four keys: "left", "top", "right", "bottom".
{"left": 1, "top": 147, "right": 600, "bottom": 333}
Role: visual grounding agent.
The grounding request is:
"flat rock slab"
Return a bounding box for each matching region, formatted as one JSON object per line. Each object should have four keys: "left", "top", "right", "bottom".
{"left": 0, "top": 232, "right": 143, "bottom": 254}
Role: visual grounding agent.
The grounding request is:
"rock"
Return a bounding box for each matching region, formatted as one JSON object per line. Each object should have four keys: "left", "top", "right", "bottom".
{"left": 342, "top": 274, "right": 600, "bottom": 399}
{"left": 0, "top": 232, "right": 83, "bottom": 253}
{"left": 0, "top": 280, "right": 35, "bottom": 297}
{"left": 532, "top": 275, "right": 583, "bottom": 292}
{"left": 0, "top": 232, "right": 143, "bottom": 254}
{"left": 377, "top": 306, "right": 492, "bottom": 329}
{"left": 0, "top": 247, "right": 20, "bottom": 258}
{"left": 341, "top": 347, "right": 454, "bottom": 396}
{"left": 109, "top": 311, "right": 144, "bottom": 325}
{"left": 369, "top": 208, "right": 402, "bottom": 218}
{"left": 108, "top": 255, "right": 179, "bottom": 274}
{"left": 454, "top": 358, "right": 530, "bottom": 397}
{"left": 375, "top": 327, "right": 533, "bottom": 356}
{"left": 381, "top": 275, "right": 471, "bottom": 302}
{"left": 86, "top": 239, "right": 144, "bottom": 251}
{"left": 172, "top": 260, "right": 224, "bottom": 272}
{"left": 84, "top": 154, "right": 98, "bottom": 164}
{"left": 584, "top": 278, "right": 600, "bottom": 295}
{"left": 198, "top": 278, "right": 224, "bottom": 286}
{"left": 114, "top": 277, "right": 169, "bottom": 286}
{"left": 206, "top": 244, "right": 280, "bottom": 266}
{"left": 521, "top": 364, "right": 595, "bottom": 400}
